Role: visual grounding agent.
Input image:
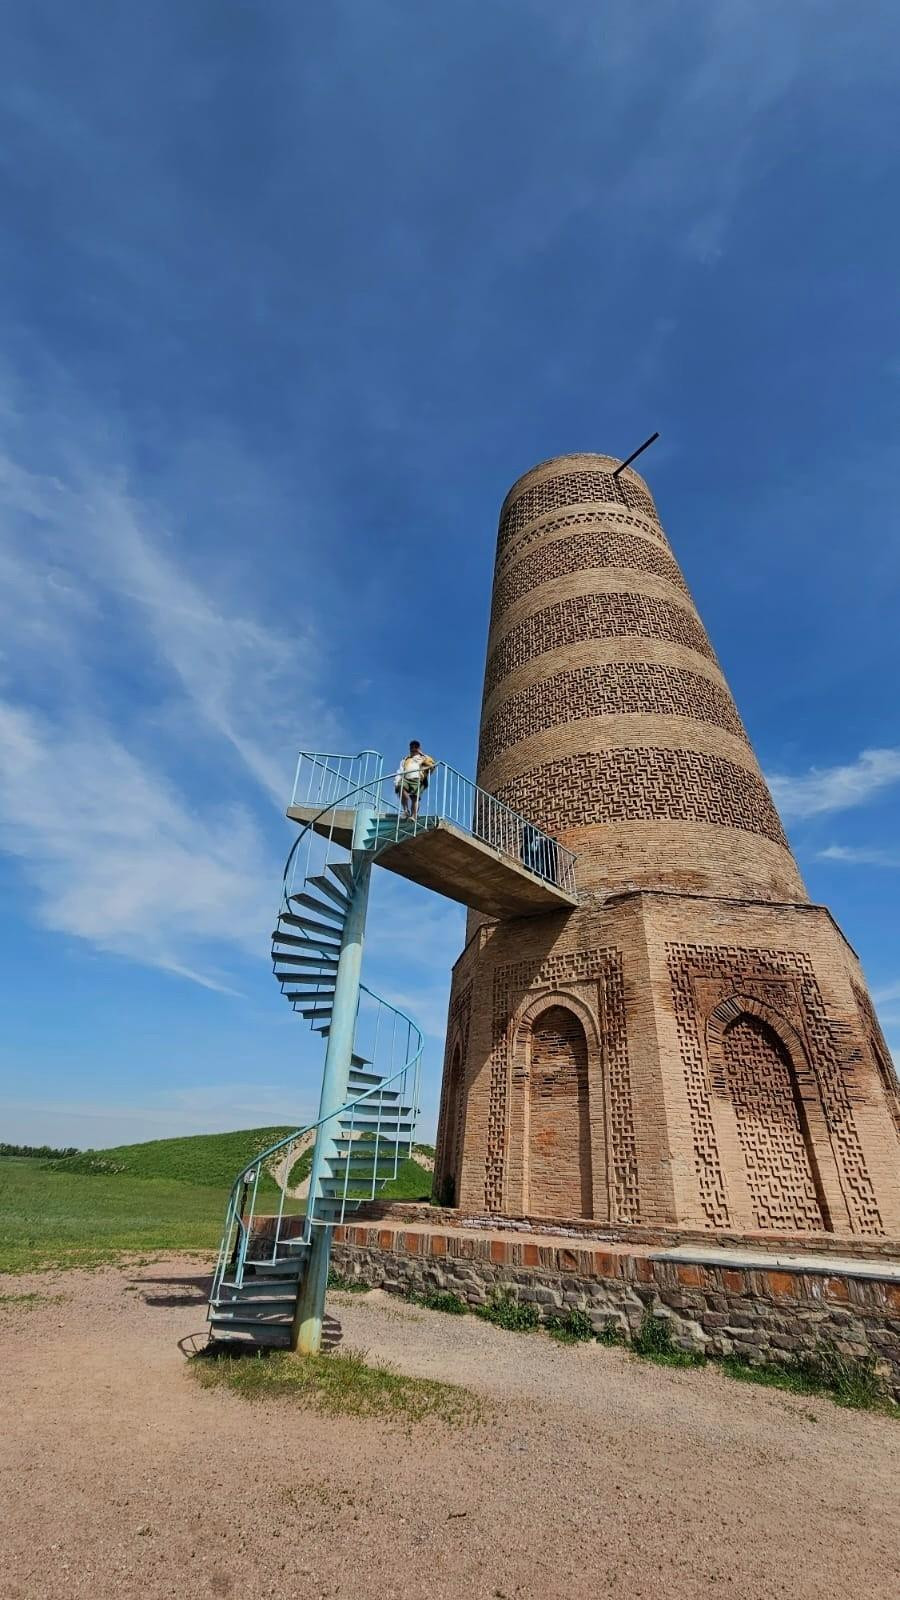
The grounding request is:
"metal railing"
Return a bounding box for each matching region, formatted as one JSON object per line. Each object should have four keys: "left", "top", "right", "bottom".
{"left": 290, "top": 749, "right": 383, "bottom": 811}
{"left": 287, "top": 750, "right": 577, "bottom": 898}
{"left": 210, "top": 985, "right": 423, "bottom": 1301}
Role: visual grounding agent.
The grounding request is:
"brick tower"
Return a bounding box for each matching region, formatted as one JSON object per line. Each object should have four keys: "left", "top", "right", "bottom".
{"left": 435, "top": 452, "right": 900, "bottom": 1239}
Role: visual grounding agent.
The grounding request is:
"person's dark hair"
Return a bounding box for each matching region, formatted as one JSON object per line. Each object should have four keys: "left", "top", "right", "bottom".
{"left": 409, "top": 740, "right": 420, "bottom": 751}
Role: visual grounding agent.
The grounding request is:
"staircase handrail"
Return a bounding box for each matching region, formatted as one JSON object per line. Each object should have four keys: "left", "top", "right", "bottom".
{"left": 211, "top": 985, "right": 424, "bottom": 1302}
{"left": 282, "top": 755, "right": 577, "bottom": 896}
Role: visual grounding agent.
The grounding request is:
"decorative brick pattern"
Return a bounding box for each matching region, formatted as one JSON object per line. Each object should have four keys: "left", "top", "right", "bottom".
{"left": 435, "top": 980, "right": 473, "bottom": 1202}
{"left": 599, "top": 950, "right": 640, "bottom": 1223}
{"left": 528, "top": 1006, "right": 593, "bottom": 1218}
{"left": 491, "top": 524, "right": 691, "bottom": 623}
{"left": 487, "top": 949, "right": 639, "bottom": 1222}
{"left": 667, "top": 944, "right": 884, "bottom": 1235}
{"left": 722, "top": 1014, "right": 825, "bottom": 1230}
{"left": 499, "top": 470, "right": 660, "bottom": 555}
{"left": 853, "top": 983, "right": 900, "bottom": 1143}
{"left": 484, "top": 592, "right": 716, "bottom": 698}
{"left": 497, "top": 507, "right": 671, "bottom": 581}
{"left": 496, "top": 746, "right": 784, "bottom": 845}
{"left": 480, "top": 662, "right": 747, "bottom": 767}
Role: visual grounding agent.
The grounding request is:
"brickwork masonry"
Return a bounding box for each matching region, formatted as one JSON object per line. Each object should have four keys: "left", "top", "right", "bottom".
{"left": 327, "top": 1221, "right": 900, "bottom": 1398}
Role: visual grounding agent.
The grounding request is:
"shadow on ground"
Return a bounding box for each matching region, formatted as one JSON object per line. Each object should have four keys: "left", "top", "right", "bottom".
{"left": 129, "top": 1272, "right": 213, "bottom": 1308}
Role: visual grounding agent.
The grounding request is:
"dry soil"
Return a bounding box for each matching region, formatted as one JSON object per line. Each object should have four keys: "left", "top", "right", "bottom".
{"left": 1, "top": 1256, "right": 898, "bottom": 1600}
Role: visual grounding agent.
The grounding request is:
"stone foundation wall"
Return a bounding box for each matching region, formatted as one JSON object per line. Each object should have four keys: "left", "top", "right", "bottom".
{"left": 329, "top": 1222, "right": 900, "bottom": 1398}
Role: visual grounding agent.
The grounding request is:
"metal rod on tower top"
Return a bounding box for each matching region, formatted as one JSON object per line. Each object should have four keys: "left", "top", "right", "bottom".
{"left": 612, "top": 431, "right": 660, "bottom": 477}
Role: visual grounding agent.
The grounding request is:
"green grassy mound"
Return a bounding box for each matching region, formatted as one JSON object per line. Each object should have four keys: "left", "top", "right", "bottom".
{"left": 50, "top": 1126, "right": 295, "bottom": 1188}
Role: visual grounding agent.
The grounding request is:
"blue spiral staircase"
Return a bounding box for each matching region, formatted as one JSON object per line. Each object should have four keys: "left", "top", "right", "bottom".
{"left": 207, "top": 750, "right": 578, "bottom": 1352}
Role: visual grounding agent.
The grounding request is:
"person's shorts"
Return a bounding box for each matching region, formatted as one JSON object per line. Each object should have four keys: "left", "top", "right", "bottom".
{"left": 400, "top": 776, "right": 422, "bottom": 795}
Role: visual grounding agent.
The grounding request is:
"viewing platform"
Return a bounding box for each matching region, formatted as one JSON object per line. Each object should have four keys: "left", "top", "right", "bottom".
{"left": 286, "top": 753, "right": 578, "bottom": 921}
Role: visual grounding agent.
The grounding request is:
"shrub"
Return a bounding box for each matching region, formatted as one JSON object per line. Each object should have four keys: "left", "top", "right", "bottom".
{"left": 476, "top": 1289, "right": 540, "bottom": 1332}
{"left": 632, "top": 1311, "right": 705, "bottom": 1368}
{"left": 547, "top": 1307, "right": 594, "bottom": 1343}
{"left": 723, "top": 1343, "right": 888, "bottom": 1412}
{"left": 594, "top": 1320, "right": 626, "bottom": 1347}
{"left": 418, "top": 1290, "right": 468, "bottom": 1315}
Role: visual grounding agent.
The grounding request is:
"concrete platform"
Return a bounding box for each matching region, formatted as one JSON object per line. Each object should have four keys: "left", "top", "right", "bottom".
{"left": 285, "top": 806, "right": 578, "bottom": 918}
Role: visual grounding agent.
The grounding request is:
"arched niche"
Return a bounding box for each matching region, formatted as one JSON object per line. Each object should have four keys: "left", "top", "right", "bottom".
{"left": 516, "top": 998, "right": 595, "bottom": 1220}
{"left": 705, "top": 995, "right": 837, "bottom": 1232}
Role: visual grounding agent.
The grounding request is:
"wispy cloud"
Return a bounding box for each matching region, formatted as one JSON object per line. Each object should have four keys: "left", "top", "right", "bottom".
{"left": 818, "top": 844, "right": 900, "bottom": 867}
{"left": 0, "top": 699, "right": 275, "bottom": 984}
{"left": 0, "top": 372, "right": 345, "bottom": 985}
{"left": 768, "top": 749, "right": 900, "bottom": 821}
{"left": 873, "top": 981, "right": 900, "bottom": 1007}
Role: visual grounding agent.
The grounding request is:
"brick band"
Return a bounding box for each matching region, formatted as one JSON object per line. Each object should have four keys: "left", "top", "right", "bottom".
{"left": 485, "top": 592, "right": 715, "bottom": 699}
{"left": 499, "top": 471, "right": 661, "bottom": 556}
{"left": 492, "top": 524, "right": 690, "bottom": 623}
{"left": 479, "top": 662, "right": 748, "bottom": 768}
{"left": 496, "top": 747, "right": 789, "bottom": 846}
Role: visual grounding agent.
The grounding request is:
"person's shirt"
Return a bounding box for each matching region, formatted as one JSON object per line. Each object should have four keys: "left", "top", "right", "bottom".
{"left": 396, "top": 752, "right": 435, "bottom": 779}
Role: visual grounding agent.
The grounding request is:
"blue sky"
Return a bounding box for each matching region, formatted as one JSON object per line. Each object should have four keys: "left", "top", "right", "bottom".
{"left": 1, "top": 0, "right": 898, "bottom": 1150}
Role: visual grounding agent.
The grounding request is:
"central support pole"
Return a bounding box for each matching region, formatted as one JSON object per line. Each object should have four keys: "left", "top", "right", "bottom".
{"left": 291, "top": 806, "right": 374, "bottom": 1356}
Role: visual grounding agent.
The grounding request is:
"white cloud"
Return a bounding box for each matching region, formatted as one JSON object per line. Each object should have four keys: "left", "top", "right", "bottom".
{"left": 0, "top": 371, "right": 348, "bottom": 986}
{"left": 818, "top": 844, "right": 900, "bottom": 867}
{"left": 873, "top": 981, "right": 900, "bottom": 1006}
{"left": 768, "top": 749, "right": 900, "bottom": 821}
{"left": 0, "top": 699, "right": 276, "bottom": 984}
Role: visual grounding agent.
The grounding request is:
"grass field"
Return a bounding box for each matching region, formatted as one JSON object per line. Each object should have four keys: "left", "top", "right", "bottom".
{"left": 51, "top": 1126, "right": 295, "bottom": 1187}
{"left": 0, "top": 1156, "right": 230, "bottom": 1273}
{"left": 0, "top": 1127, "right": 434, "bottom": 1274}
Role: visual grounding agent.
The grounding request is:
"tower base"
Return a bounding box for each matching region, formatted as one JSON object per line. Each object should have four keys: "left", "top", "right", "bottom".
{"left": 435, "top": 892, "right": 900, "bottom": 1240}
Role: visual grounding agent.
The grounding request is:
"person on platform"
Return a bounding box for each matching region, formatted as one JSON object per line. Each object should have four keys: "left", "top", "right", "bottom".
{"left": 394, "top": 740, "right": 436, "bottom": 820}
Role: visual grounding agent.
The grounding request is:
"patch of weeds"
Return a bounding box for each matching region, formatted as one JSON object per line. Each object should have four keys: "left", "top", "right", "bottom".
{"left": 191, "top": 1346, "right": 482, "bottom": 1426}
{"left": 417, "top": 1290, "right": 468, "bottom": 1315}
{"left": 546, "top": 1307, "right": 594, "bottom": 1344}
{"left": 476, "top": 1288, "right": 540, "bottom": 1332}
{"left": 595, "top": 1320, "right": 626, "bottom": 1347}
{"left": 632, "top": 1311, "right": 706, "bottom": 1368}
{"left": 326, "top": 1269, "right": 369, "bottom": 1293}
{"left": 0, "top": 1291, "right": 68, "bottom": 1309}
{"left": 721, "top": 1344, "right": 892, "bottom": 1415}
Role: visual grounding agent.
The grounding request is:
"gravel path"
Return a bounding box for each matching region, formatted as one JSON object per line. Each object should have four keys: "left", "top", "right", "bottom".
{"left": 1, "top": 1256, "right": 898, "bottom": 1599}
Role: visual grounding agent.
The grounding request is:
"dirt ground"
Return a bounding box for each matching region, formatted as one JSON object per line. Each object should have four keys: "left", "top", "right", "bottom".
{"left": 2, "top": 1256, "right": 898, "bottom": 1600}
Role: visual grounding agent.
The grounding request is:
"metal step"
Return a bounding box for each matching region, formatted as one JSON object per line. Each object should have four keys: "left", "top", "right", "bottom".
{"left": 346, "top": 1085, "right": 401, "bottom": 1103}
{"left": 271, "top": 950, "right": 339, "bottom": 968}
{"left": 333, "top": 1136, "right": 408, "bottom": 1153}
{"left": 210, "top": 1311, "right": 293, "bottom": 1332}
{"left": 209, "top": 1325, "right": 292, "bottom": 1349}
{"left": 213, "top": 1293, "right": 297, "bottom": 1312}
{"left": 326, "top": 861, "right": 356, "bottom": 893}
{"left": 240, "top": 1258, "right": 306, "bottom": 1279}
{"left": 215, "top": 1283, "right": 298, "bottom": 1302}
{"left": 347, "top": 1068, "right": 383, "bottom": 1086}
{"left": 307, "top": 874, "right": 351, "bottom": 910}
{"left": 271, "top": 930, "right": 339, "bottom": 956}
{"left": 279, "top": 912, "right": 341, "bottom": 941}
{"left": 280, "top": 985, "right": 336, "bottom": 1000}
{"left": 288, "top": 891, "right": 345, "bottom": 925}
{"left": 281, "top": 933, "right": 343, "bottom": 957}
{"left": 299, "top": 1005, "right": 334, "bottom": 1021}
{"left": 339, "top": 1118, "right": 414, "bottom": 1137}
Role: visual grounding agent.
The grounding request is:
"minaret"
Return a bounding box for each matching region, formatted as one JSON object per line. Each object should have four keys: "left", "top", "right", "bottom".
{"left": 436, "top": 453, "right": 900, "bottom": 1240}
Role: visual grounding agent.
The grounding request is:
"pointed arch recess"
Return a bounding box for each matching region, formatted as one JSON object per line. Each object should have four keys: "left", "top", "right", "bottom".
{"left": 706, "top": 995, "right": 830, "bottom": 1232}
{"left": 514, "top": 994, "right": 596, "bottom": 1221}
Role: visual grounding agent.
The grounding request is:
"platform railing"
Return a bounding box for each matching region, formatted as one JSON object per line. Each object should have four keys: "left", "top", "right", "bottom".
{"left": 287, "top": 751, "right": 575, "bottom": 897}
{"left": 374, "top": 759, "right": 577, "bottom": 897}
